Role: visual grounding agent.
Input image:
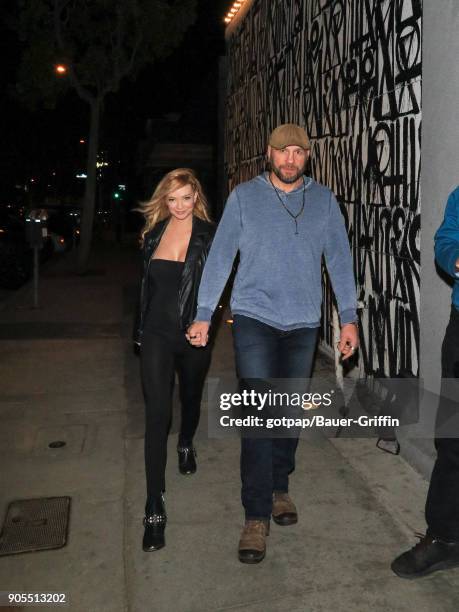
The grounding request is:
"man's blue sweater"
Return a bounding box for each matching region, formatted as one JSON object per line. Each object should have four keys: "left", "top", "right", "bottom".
{"left": 435, "top": 186, "right": 459, "bottom": 310}
{"left": 196, "top": 173, "right": 357, "bottom": 330}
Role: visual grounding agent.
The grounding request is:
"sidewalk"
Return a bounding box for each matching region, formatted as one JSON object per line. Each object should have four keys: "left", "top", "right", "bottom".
{"left": 1, "top": 239, "right": 459, "bottom": 612}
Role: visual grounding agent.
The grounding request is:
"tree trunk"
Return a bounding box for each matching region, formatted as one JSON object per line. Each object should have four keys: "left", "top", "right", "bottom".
{"left": 77, "top": 97, "right": 101, "bottom": 273}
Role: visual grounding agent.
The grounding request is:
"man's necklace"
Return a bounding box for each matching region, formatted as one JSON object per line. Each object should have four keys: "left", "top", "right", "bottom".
{"left": 269, "top": 175, "right": 306, "bottom": 235}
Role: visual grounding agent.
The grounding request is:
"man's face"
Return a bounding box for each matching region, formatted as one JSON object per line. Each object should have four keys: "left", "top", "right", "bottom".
{"left": 268, "top": 145, "right": 310, "bottom": 184}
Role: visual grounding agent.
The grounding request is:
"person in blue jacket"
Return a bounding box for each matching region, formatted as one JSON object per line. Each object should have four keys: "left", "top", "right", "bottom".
{"left": 392, "top": 186, "right": 459, "bottom": 578}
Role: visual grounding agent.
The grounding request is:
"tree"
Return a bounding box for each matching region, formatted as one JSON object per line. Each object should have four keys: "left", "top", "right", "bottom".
{"left": 12, "top": 0, "right": 197, "bottom": 271}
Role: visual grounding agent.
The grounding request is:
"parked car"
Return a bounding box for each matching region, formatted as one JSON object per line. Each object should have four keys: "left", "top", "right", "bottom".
{"left": 46, "top": 208, "right": 81, "bottom": 252}
{"left": 0, "top": 210, "right": 32, "bottom": 289}
{"left": 47, "top": 231, "right": 68, "bottom": 253}
{"left": 32, "top": 207, "right": 81, "bottom": 258}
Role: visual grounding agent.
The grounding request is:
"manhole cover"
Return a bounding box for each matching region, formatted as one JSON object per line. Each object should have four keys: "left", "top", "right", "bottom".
{"left": 0, "top": 497, "right": 71, "bottom": 556}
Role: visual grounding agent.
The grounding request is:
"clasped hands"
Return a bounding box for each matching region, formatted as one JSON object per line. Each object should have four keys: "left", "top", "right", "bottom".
{"left": 186, "top": 321, "right": 210, "bottom": 347}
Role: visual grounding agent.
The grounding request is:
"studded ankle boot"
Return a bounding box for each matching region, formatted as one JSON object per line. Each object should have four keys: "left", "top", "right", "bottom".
{"left": 177, "top": 444, "right": 197, "bottom": 475}
{"left": 143, "top": 494, "right": 166, "bottom": 552}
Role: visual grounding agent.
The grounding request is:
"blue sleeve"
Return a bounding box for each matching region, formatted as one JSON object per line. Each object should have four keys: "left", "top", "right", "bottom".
{"left": 195, "top": 188, "right": 241, "bottom": 321}
{"left": 434, "top": 188, "right": 459, "bottom": 278}
{"left": 323, "top": 193, "right": 357, "bottom": 325}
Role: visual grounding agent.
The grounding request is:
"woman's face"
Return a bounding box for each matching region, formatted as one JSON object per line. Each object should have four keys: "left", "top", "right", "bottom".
{"left": 166, "top": 183, "right": 197, "bottom": 221}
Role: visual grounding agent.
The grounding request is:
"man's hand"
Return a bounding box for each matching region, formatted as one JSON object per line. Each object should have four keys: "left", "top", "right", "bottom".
{"left": 186, "top": 321, "right": 210, "bottom": 347}
{"left": 338, "top": 322, "right": 359, "bottom": 361}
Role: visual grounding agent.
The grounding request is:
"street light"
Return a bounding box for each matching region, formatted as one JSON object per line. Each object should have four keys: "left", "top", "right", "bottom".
{"left": 55, "top": 64, "right": 67, "bottom": 75}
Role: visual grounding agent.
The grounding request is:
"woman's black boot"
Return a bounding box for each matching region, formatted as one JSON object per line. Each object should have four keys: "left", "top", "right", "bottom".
{"left": 177, "top": 444, "right": 197, "bottom": 475}
{"left": 143, "top": 494, "right": 166, "bottom": 551}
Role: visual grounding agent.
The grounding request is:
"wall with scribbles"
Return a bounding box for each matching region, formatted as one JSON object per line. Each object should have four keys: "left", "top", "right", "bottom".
{"left": 225, "top": 0, "right": 422, "bottom": 376}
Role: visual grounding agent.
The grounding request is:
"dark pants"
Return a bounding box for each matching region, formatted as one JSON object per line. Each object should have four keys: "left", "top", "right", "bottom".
{"left": 425, "top": 306, "right": 459, "bottom": 541}
{"left": 140, "top": 332, "right": 211, "bottom": 501}
{"left": 232, "top": 314, "right": 319, "bottom": 520}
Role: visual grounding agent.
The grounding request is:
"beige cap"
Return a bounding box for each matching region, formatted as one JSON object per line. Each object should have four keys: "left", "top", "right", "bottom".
{"left": 269, "top": 123, "right": 310, "bottom": 150}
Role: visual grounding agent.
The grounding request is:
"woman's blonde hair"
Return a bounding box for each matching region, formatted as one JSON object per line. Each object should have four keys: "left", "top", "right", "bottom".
{"left": 137, "top": 168, "right": 211, "bottom": 245}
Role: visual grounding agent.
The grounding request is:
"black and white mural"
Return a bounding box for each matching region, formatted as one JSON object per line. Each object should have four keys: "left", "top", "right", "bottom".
{"left": 225, "top": 0, "right": 422, "bottom": 377}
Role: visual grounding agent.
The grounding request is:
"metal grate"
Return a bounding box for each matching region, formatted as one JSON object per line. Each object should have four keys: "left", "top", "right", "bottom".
{"left": 0, "top": 497, "right": 70, "bottom": 556}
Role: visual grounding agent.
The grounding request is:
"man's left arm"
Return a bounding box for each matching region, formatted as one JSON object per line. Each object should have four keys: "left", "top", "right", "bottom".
{"left": 323, "top": 193, "right": 359, "bottom": 359}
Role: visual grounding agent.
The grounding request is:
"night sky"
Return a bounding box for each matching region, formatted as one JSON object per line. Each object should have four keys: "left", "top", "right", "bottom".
{"left": 0, "top": 0, "right": 228, "bottom": 202}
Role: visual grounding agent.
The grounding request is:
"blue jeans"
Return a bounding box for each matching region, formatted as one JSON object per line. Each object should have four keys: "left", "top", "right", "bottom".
{"left": 232, "top": 314, "right": 319, "bottom": 520}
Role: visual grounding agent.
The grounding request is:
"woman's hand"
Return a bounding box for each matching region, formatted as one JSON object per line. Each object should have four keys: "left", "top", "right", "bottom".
{"left": 186, "top": 321, "right": 210, "bottom": 347}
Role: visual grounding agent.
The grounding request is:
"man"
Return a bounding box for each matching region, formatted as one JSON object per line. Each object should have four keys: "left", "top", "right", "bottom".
{"left": 187, "top": 124, "right": 359, "bottom": 563}
{"left": 392, "top": 187, "right": 459, "bottom": 578}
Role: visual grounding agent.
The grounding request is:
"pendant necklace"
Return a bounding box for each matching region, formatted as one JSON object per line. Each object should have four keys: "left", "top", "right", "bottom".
{"left": 269, "top": 175, "right": 306, "bottom": 235}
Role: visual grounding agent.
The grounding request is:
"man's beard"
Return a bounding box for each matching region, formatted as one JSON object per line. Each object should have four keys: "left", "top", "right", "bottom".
{"left": 270, "top": 159, "right": 307, "bottom": 184}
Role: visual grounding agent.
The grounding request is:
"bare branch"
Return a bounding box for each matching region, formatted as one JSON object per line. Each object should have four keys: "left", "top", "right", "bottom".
{"left": 126, "top": 26, "right": 143, "bottom": 75}
{"left": 53, "top": 0, "right": 94, "bottom": 104}
{"left": 114, "top": 5, "right": 122, "bottom": 83}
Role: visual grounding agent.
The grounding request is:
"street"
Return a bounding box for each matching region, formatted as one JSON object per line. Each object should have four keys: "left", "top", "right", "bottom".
{"left": 1, "top": 240, "right": 459, "bottom": 611}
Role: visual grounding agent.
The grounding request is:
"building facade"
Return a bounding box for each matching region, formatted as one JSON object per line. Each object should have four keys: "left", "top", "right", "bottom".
{"left": 224, "top": 0, "right": 422, "bottom": 377}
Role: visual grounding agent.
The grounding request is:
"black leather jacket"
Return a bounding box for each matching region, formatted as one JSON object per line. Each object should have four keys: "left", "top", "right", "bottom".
{"left": 133, "top": 216, "right": 215, "bottom": 346}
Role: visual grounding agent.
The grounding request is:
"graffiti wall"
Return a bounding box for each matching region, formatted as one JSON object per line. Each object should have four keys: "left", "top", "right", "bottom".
{"left": 225, "top": 0, "right": 422, "bottom": 376}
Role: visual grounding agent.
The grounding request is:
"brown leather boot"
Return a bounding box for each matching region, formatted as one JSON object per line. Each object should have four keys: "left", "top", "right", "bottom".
{"left": 272, "top": 492, "right": 298, "bottom": 526}
{"left": 238, "top": 520, "right": 270, "bottom": 564}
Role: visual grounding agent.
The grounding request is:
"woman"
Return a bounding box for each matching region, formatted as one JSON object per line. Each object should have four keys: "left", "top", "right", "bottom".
{"left": 134, "top": 168, "right": 214, "bottom": 552}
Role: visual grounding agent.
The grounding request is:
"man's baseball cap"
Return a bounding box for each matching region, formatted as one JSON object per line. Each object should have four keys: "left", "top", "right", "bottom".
{"left": 269, "top": 123, "right": 310, "bottom": 150}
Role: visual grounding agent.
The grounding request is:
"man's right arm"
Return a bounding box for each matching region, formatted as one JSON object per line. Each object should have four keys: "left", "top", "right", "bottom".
{"left": 434, "top": 188, "right": 459, "bottom": 278}
{"left": 194, "top": 188, "right": 242, "bottom": 322}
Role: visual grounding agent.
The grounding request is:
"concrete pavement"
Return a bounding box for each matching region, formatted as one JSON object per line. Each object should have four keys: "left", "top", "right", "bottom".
{"left": 1, "top": 238, "right": 459, "bottom": 612}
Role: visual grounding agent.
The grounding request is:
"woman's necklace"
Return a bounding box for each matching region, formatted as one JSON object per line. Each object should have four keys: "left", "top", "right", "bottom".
{"left": 269, "top": 175, "right": 306, "bottom": 235}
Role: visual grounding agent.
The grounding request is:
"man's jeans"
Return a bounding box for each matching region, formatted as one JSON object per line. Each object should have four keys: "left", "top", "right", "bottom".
{"left": 232, "top": 314, "right": 319, "bottom": 520}
{"left": 425, "top": 305, "right": 459, "bottom": 541}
